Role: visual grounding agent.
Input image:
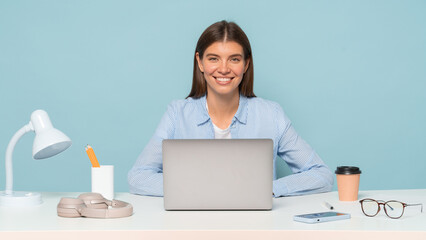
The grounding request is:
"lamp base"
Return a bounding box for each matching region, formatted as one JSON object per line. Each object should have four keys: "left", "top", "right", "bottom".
{"left": 0, "top": 191, "right": 42, "bottom": 206}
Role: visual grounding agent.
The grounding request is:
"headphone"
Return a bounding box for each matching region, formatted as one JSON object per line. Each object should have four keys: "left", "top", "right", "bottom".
{"left": 57, "top": 193, "right": 133, "bottom": 218}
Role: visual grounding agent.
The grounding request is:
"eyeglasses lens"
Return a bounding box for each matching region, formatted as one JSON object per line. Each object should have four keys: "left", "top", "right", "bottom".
{"left": 385, "top": 201, "right": 404, "bottom": 218}
{"left": 362, "top": 199, "right": 379, "bottom": 216}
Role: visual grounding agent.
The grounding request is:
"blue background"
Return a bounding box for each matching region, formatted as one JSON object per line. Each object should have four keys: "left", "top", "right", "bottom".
{"left": 1, "top": 0, "right": 425, "bottom": 193}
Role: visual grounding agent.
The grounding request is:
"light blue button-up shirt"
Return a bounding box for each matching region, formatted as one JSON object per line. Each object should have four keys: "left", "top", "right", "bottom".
{"left": 128, "top": 95, "right": 333, "bottom": 197}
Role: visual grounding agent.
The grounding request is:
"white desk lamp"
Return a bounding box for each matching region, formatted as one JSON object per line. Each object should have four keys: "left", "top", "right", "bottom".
{"left": 0, "top": 110, "right": 72, "bottom": 206}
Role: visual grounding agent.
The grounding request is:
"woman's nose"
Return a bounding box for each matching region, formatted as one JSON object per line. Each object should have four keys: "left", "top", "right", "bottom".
{"left": 217, "top": 61, "right": 230, "bottom": 74}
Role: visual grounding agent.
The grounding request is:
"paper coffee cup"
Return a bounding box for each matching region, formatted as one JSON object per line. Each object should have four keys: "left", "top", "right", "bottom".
{"left": 335, "top": 166, "right": 361, "bottom": 201}
{"left": 91, "top": 165, "right": 114, "bottom": 200}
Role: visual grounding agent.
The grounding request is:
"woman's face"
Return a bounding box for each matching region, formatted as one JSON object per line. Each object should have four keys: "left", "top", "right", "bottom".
{"left": 196, "top": 41, "right": 250, "bottom": 98}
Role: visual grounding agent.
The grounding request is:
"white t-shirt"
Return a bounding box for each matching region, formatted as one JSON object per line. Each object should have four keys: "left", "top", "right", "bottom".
{"left": 206, "top": 103, "right": 232, "bottom": 139}
{"left": 212, "top": 122, "right": 231, "bottom": 139}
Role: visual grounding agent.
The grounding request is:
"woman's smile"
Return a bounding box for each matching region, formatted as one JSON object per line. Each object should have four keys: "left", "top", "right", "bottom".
{"left": 215, "top": 77, "right": 234, "bottom": 85}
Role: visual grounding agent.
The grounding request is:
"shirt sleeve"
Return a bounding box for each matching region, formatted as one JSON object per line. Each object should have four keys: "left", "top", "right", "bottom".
{"left": 127, "top": 103, "right": 177, "bottom": 197}
{"left": 272, "top": 105, "right": 334, "bottom": 197}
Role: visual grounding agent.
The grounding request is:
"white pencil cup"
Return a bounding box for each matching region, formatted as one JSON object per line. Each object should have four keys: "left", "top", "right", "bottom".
{"left": 91, "top": 165, "right": 114, "bottom": 200}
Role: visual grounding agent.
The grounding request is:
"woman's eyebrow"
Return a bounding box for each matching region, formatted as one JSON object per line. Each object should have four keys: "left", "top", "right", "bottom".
{"left": 205, "top": 53, "right": 243, "bottom": 58}
{"left": 205, "top": 53, "right": 219, "bottom": 57}
{"left": 229, "top": 54, "right": 243, "bottom": 58}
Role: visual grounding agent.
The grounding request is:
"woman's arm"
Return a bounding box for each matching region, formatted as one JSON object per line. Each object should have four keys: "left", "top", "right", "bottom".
{"left": 273, "top": 106, "right": 334, "bottom": 197}
{"left": 127, "top": 103, "right": 176, "bottom": 197}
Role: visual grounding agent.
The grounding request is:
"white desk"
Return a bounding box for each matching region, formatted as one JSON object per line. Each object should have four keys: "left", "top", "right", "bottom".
{"left": 1, "top": 189, "right": 425, "bottom": 240}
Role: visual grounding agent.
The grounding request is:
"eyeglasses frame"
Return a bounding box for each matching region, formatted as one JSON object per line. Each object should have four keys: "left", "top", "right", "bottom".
{"left": 359, "top": 198, "right": 423, "bottom": 219}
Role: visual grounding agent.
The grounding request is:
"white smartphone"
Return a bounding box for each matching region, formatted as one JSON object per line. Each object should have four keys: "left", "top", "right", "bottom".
{"left": 293, "top": 211, "right": 351, "bottom": 224}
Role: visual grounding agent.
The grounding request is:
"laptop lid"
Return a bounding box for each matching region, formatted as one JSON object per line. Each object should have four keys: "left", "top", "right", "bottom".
{"left": 163, "top": 139, "right": 273, "bottom": 210}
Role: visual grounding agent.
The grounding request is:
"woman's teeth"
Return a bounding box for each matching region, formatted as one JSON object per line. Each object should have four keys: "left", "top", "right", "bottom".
{"left": 216, "top": 77, "right": 231, "bottom": 82}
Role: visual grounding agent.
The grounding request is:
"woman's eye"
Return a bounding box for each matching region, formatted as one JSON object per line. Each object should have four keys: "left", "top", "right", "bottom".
{"left": 208, "top": 57, "right": 218, "bottom": 62}
{"left": 230, "top": 58, "right": 241, "bottom": 62}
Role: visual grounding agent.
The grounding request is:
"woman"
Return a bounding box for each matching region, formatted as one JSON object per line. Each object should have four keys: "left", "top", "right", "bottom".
{"left": 128, "top": 20, "right": 333, "bottom": 197}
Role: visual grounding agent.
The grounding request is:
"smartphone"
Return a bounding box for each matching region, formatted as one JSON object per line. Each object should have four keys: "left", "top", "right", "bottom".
{"left": 293, "top": 211, "right": 351, "bottom": 224}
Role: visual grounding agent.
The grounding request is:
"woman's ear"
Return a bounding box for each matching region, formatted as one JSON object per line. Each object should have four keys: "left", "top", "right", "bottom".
{"left": 196, "top": 52, "right": 204, "bottom": 73}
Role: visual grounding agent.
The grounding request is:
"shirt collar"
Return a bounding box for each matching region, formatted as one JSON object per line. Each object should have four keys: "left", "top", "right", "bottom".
{"left": 195, "top": 95, "right": 210, "bottom": 125}
{"left": 234, "top": 95, "right": 248, "bottom": 124}
{"left": 194, "top": 94, "right": 248, "bottom": 126}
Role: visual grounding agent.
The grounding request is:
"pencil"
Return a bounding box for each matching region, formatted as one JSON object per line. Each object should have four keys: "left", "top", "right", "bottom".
{"left": 85, "top": 144, "right": 100, "bottom": 167}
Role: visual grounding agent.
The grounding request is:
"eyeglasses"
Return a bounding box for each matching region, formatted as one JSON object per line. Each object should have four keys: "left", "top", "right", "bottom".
{"left": 359, "top": 198, "right": 423, "bottom": 219}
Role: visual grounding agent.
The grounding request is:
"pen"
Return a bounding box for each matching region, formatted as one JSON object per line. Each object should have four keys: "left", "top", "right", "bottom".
{"left": 323, "top": 201, "right": 334, "bottom": 210}
{"left": 85, "top": 144, "right": 100, "bottom": 167}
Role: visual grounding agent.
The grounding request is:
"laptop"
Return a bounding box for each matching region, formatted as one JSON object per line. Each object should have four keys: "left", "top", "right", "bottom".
{"left": 162, "top": 139, "right": 273, "bottom": 210}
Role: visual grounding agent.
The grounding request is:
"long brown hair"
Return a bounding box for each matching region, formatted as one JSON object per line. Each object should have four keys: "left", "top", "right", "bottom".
{"left": 187, "top": 20, "right": 255, "bottom": 99}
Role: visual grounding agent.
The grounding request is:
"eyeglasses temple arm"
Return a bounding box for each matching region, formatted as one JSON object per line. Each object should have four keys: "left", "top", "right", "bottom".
{"left": 406, "top": 203, "right": 423, "bottom": 212}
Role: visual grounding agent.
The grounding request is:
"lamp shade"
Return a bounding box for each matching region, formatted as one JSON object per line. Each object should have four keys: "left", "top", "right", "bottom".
{"left": 0, "top": 109, "right": 72, "bottom": 206}
{"left": 30, "top": 110, "right": 72, "bottom": 159}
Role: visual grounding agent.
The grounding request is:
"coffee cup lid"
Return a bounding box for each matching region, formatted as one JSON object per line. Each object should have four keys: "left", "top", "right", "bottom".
{"left": 335, "top": 166, "right": 361, "bottom": 175}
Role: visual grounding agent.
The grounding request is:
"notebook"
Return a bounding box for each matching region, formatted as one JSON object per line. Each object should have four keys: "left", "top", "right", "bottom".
{"left": 162, "top": 139, "right": 273, "bottom": 210}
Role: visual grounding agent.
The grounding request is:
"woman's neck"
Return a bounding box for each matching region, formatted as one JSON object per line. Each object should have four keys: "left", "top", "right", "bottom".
{"left": 206, "top": 92, "right": 240, "bottom": 129}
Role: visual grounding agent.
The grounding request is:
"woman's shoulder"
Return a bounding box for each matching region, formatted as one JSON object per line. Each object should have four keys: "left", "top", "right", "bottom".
{"left": 246, "top": 97, "right": 290, "bottom": 126}
{"left": 246, "top": 96, "right": 283, "bottom": 111}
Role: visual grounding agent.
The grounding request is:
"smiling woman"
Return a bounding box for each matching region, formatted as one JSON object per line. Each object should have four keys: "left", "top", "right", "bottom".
{"left": 196, "top": 41, "right": 248, "bottom": 98}
{"left": 128, "top": 20, "right": 334, "bottom": 198}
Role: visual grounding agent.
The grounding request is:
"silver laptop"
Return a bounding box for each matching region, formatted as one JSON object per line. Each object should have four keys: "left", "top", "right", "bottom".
{"left": 163, "top": 139, "right": 273, "bottom": 210}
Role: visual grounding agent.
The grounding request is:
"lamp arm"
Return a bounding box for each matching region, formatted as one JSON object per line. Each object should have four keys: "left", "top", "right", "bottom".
{"left": 5, "top": 123, "right": 34, "bottom": 195}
